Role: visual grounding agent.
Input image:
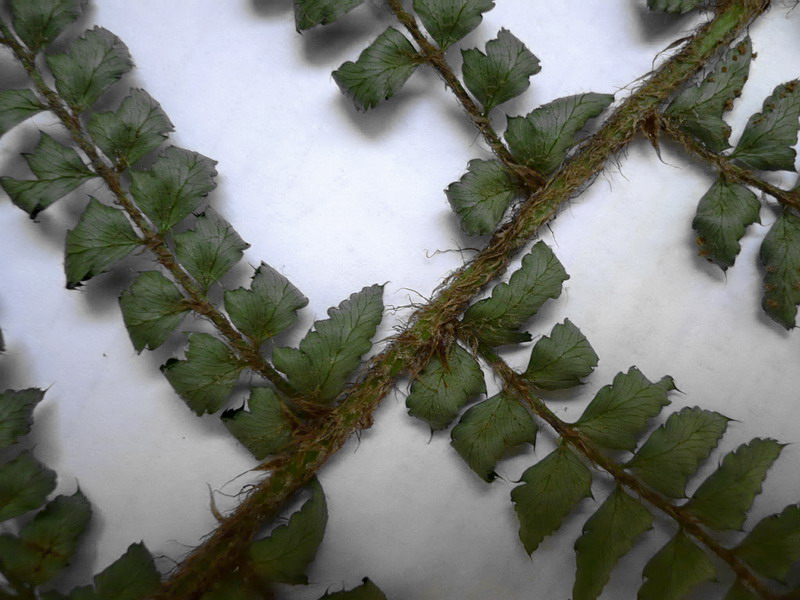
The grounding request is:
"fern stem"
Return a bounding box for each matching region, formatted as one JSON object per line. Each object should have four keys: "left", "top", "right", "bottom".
{"left": 152, "top": 345, "right": 404, "bottom": 600}
{"left": 149, "top": 2, "right": 772, "bottom": 597}
{"left": 479, "top": 346, "right": 779, "bottom": 600}
{"left": 662, "top": 120, "right": 800, "bottom": 212}
{"left": 0, "top": 24, "right": 297, "bottom": 398}
{"left": 3, "top": 2, "right": 773, "bottom": 595}
{"left": 385, "top": 0, "right": 546, "bottom": 191}
{"left": 407, "top": 0, "right": 772, "bottom": 337}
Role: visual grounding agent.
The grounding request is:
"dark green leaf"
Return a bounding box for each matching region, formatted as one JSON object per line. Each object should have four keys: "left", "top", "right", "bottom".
{"left": 692, "top": 179, "right": 760, "bottom": 270}
{"left": 65, "top": 198, "right": 141, "bottom": 289}
{"left": 161, "top": 333, "right": 244, "bottom": 415}
{"left": 82, "top": 542, "right": 161, "bottom": 600}
{"left": 224, "top": 262, "right": 308, "bottom": 345}
{"left": 119, "top": 271, "right": 190, "bottom": 352}
{"left": 461, "top": 28, "right": 540, "bottom": 112}
{"left": 574, "top": 368, "right": 674, "bottom": 452}
{"left": 0, "top": 490, "right": 91, "bottom": 585}
{"left": 505, "top": 92, "right": 614, "bottom": 174}
{"left": 450, "top": 392, "right": 537, "bottom": 482}
{"left": 638, "top": 531, "right": 716, "bottom": 600}
{"left": 0, "top": 132, "right": 95, "bottom": 217}
{"left": 174, "top": 209, "right": 250, "bottom": 292}
{"left": 665, "top": 38, "right": 752, "bottom": 152}
{"left": 200, "top": 578, "right": 261, "bottom": 600}
{"left": 9, "top": 0, "right": 85, "bottom": 52}
{"left": 732, "top": 79, "right": 800, "bottom": 171}
{"left": 647, "top": 0, "right": 702, "bottom": 13}
{"left": 0, "top": 387, "right": 44, "bottom": 447}
{"left": 573, "top": 487, "right": 653, "bottom": 600}
{"left": 46, "top": 27, "right": 133, "bottom": 111}
{"left": 222, "top": 387, "right": 293, "bottom": 460}
{"left": 406, "top": 343, "right": 486, "bottom": 430}
{"left": 318, "top": 578, "right": 387, "bottom": 599}
{"left": 445, "top": 159, "right": 521, "bottom": 236}
{"left": 684, "top": 438, "right": 784, "bottom": 531}
{"left": 413, "top": 0, "right": 495, "bottom": 50}
{"left": 524, "top": 319, "right": 598, "bottom": 390}
{"left": 462, "top": 241, "right": 568, "bottom": 347}
{"left": 40, "top": 587, "right": 95, "bottom": 600}
{"left": 0, "top": 451, "right": 56, "bottom": 522}
{"left": 626, "top": 406, "right": 729, "bottom": 499}
{"left": 250, "top": 479, "right": 327, "bottom": 585}
{"left": 130, "top": 146, "right": 218, "bottom": 231}
{"left": 0, "top": 89, "right": 45, "bottom": 137}
{"left": 761, "top": 209, "right": 800, "bottom": 329}
{"left": 272, "top": 284, "right": 384, "bottom": 404}
{"left": 723, "top": 582, "right": 757, "bottom": 600}
{"left": 333, "top": 28, "right": 419, "bottom": 111}
{"left": 88, "top": 89, "right": 174, "bottom": 167}
{"left": 735, "top": 504, "right": 800, "bottom": 582}
{"left": 511, "top": 444, "right": 592, "bottom": 555}
{"left": 294, "top": 0, "right": 365, "bottom": 30}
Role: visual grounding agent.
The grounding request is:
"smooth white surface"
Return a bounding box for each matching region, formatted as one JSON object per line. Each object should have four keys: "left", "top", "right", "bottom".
{"left": 1, "top": 1, "right": 799, "bottom": 598}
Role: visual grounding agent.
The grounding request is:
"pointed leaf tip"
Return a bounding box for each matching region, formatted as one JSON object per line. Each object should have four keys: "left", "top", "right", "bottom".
{"left": 461, "top": 28, "right": 540, "bottom": 113}
{"left": 524, "top": 319, "right": 598, "bottom": 390}
{"left": 333, "top": 28, "right": 419, "bottom": 111}
{"left": 0, "top": 451, "right": 57, "bottom": 522}
{"left": 224, "top": 262, "right": 308, "bottom": 345}
{"left": 0, "top": 387, "right": 45, "bottom": 448}
{"left": 451, "top": 392, "right": 537, "bottom": 481}
{"left": 463, "top": 241, "right": 568, "bottom": 347}
{"left": 250, "top": 479, "right": 327, "bottom": 585}
{"left": 65, "top": 198, "right": 141, "bottom": 288}
{"left": 130, "top": 146, "right": 218, "bottom": 232}
{"left": 40, "top": 541, "right": 161, "bottom": 600}
{"left": 0, "top": 89, "right": 46, "bottom": 138}
{"left": 0, "top": 132, "right": 95, "bottom": 217}
{"left": 46, "top": 26, "right": 133, "bottom": 111}
{"left": 735, "top": 504, "right": 800, "bottom": 583}
{"left": 92, "top": 542, "right": 161, "bottom": 600}
{"left": 692, "top": 179, "right": 760, "bottom": 271}
{"left": 119, "top": 271, "right": 190, "bottom": 352}
{"left": 162, "top": 333, "right": 244, "bottom": 415}
{"left": 626, "top": 406, "right": 730, "bottom": 499}
{"left": 574, "top": 367, "right": 673, "bottom": 451}
{"left": 666, "top": 38, "right": 752, "bottom": 152}
{"left": 760, "top": 209, "right": 800, "bottom": 329}
{"left": 223, "top": 387, "right": 293, "bottom": 460}
{"left": 174, "top": 209, "right": 250, "bottom": 292}
{"left": 317, "top": 578, "right": 387, "bottom": 599}
{"left": 294, "top": 0, "right": 366, "bottom": 31}
{"left": 407, "top": 343, "right": 486, "bottom": 430}
{"left": 511, "top": 444, "right": 592, "bottom": 555}
{"left": 88, "top": 89, "right": 174, "bottom": 167}
{"left": 505, "top": 92, "right": 614, "bottom": 174}
{"left": 638, "top": 531, "right": 716, "bottom": 600}
{"left": 9, "top": 0, "right": 85, "bottom": 52}
{"left": 684, "top": 438, "right": 784, "bottom": 531}
{"left": 446, "top": 159, "right": 522, "bottom": 236}
{"left": 413, "top": 0, "right": 495, "bottom": 50}
{"left": 273, "top": 284, "right": 384, "bottom": 404}
{"left": 0, "top": 490, "right": 92, "bottom": 585}
{"left": 732, "top": 79, "right": 800, "bottom": 171}
{"left": 573, "top": 487, "right": 653, "bottom": 600}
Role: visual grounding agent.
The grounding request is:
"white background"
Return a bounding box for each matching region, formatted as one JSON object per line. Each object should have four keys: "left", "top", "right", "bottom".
{"left": 1, "top": 1, "right": 800, "bottom": 598}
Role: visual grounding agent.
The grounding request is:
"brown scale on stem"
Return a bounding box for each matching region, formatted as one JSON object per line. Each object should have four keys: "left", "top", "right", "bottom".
{"left": 0, "top": 1, "right": 775, "bottom": 596}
